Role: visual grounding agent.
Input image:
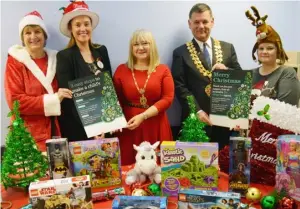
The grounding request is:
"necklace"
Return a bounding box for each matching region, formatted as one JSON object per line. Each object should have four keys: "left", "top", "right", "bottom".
{"left": 131, "top": 69, "right": 152, "bottom": 108}
{"left": 186, "top": 39, "right": 223, "bottom": 97}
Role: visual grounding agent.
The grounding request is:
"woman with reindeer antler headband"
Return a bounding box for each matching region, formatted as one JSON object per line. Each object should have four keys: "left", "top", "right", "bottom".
{"left": 246, "top": 6, "right": 300, "bottom": 106}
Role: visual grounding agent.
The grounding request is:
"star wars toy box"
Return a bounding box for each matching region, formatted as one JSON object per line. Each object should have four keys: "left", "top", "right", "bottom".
{"left": 46, "top": 138, "right": 72, "bottom": 179}
{"left": 276, "top": 135, "right": 300, "bottom": 201}
{"left": 178, "top": 189, "right": 241, "bottom": 209}
{"left": 229, "top": 137, "right": 251, "bottom": 196}
{"left": 69, "top": 138, "right": 122, "bottom": 188}
{"left": 112, "top": 196, "right": 167, "bottom": 209}
{"left": 160, "top": 141, "right": 218, "bottom": 196}
{"left": 29, "top": 175, "right": 93, "bottom": 209}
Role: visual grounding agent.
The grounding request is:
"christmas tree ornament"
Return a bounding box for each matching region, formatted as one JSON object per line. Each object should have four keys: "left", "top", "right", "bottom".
{"left": 178, "top": 96, "right": 209, "bottom": 142}
{"left": 1, "top": 101, "right": 48, "bottom": 189}
{"left": 132, "top": 188, "right": 148, "bottom": 196}
{"left": 261, "top": 196, "right": 276, "bottom": 209}
{"left": 278, "top": 197, "right": 297, "bottom": 209}
{"left": 245, "top": 187, "right": 262, "bottom": 203}
{"left": 147, "top": 183, "right": 161, "bottom": 196}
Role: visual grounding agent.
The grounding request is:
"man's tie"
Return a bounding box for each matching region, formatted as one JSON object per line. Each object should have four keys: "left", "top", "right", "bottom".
{"left": 203, "top": 43, "right": 212, "bottom": 70}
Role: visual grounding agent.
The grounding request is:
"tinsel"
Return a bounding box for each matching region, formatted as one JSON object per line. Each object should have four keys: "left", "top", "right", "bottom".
{"left": 179, "top": 96, "right": 209, "bottom": 142}
{"left": 1, "top": 101, "right": 48, "bottom": 189}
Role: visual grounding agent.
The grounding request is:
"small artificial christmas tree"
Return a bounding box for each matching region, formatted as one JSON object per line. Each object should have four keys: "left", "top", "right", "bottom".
{"left": 179, "top": 96, "right": 209, "bottom": 142}
{"left": 1, "top": 101, "right": 48, "bottom": 189}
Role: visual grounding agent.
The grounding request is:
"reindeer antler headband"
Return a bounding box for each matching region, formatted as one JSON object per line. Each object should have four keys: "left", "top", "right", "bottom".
{"left": 245, "top": 6, "right": 288, "bottom": 64}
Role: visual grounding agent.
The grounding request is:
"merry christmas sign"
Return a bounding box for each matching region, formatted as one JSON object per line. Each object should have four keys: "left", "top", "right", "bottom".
{"left": 249, "top": 96, "right": 300, "bottom": 185}
{"left": 210, "top": 70, "right": 252, "bottom": 129}
{"left": 69, "top": 72, "right": 127, "bottom": 137}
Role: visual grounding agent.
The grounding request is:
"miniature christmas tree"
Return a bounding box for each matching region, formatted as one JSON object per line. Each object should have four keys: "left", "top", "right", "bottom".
{"left": 179, "top": 96, "right": 209, "bottom": 142}
{"left": 1, "top": 101, "right": 48, "bottom": 189}
{"left": 227, "top": 72, "right": 252, "bottom": 119}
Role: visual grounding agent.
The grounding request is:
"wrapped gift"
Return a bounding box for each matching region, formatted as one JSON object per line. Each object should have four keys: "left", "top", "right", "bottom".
{"left": 249, "top": 96, "right": 300, "bottom": 185}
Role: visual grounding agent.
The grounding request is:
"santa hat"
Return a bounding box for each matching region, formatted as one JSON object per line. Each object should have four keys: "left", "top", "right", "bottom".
{"left": 19, "top": 11, "right": 49, "bottom": 39}
{"left": 59, "top": 1, "right": 99, "bottom": 37}
{"left": 245, "top": 6, "right": 288, "bottom": 64}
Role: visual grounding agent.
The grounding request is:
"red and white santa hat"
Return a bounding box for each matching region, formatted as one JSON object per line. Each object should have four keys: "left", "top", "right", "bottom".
{"left": 59, "top": 1, "right": 99, "bottom": 37}
{"left": 19, "top": 11, "right": 49, "bottom": 39}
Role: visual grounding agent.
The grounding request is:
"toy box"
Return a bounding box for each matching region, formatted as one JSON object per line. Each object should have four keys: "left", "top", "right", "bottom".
{"left": 46, "top": 138, "right": 72, "bottom": 179}
{"left": 160, "top": 141, "right": 218, "bottom": 196}
{"left": 112, "top": 196, "right": 167, "bottom": 209}
{"left": 69, "top": 138, "right": 122, "bottom": 188}
{"left": 229, "top": 137, "right": 251, "bottom": 196}
{"left": 276, "top": 135, "right": 300, "bottom": 201}
{"left": 178, "top": 189, "right": 241, "bottom": 209}
{"left": 29, "top": 175, "right": 93, "bottom": 209}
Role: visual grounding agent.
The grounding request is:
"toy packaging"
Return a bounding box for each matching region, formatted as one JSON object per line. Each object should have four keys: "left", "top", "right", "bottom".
{"left": 112, "top": 196, "right": 167, "bottom": 209}
{"left": 160, "top": 141, "right": 218, "bottom": 196}
{"left": 46, "top": 138, "right": 72, "bottom": 179}
{"left": 178, "top": 188, "right": 241, "bottom": 209}
{"left": 276, "top": 135, "right": 300, "bottom": 201}
{"left": 229, "top": 137, "right": 251, "bottom": 196}
{"left": 69, "top": 138, "right": 122, "bottom": 188}
{"left": 29, "top": 175, "right": 93, "bottom": 209}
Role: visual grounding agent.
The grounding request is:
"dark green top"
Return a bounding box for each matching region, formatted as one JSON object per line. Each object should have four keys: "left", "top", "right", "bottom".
{"left": 252, "top": 65, "right": 300, "bottom": 106}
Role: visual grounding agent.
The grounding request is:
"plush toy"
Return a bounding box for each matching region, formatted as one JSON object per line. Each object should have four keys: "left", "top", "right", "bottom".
{"left": 245, "top": 6, "right": 288, "bottom": 64}
{"left": 125, "top": 141, "right": 161, "bottom": 185}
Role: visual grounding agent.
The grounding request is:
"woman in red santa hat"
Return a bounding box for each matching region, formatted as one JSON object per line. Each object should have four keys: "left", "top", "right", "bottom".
{"left": 56, "top": 1, "right": 112, "bottom": 141}
{"left": 4, "top": 11, "right": 72, "bottom": 151}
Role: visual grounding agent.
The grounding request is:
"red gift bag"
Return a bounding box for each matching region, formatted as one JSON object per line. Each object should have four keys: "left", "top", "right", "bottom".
{"left": 249, "top": 97, "right": 300, "bottom": 186}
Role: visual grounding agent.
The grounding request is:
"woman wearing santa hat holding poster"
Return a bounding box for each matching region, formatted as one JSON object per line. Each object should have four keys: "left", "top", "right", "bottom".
{"left": 4, "top": 11, "right": 72, "bottom": 151}
{"left": 56, "top": 1, "right": 112, "bottom": 141}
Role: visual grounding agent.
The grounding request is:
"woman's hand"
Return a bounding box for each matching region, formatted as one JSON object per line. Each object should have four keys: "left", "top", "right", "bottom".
{"left": 197, "top": 110, "right": 212, "bottom": 126}
{"left": 127, "top": 114, "right": 144, "bottom": 130}
{"left": 57, "top": 88, "right": 72, "bottom": 102}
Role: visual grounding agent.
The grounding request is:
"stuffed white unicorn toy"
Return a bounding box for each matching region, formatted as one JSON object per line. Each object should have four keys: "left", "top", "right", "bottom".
{"left": 125, "top": 141, "right": 161, "bottom": 185}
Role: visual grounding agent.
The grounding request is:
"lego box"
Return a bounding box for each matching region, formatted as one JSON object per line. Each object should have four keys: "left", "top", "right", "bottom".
{"left": 112, "top": 196, "right": 167, "bottom": 209}
{"left": 161, "top": 141, "right": 218, "bottom": 196}
{"left": 46, "top": 138, "right": 72, "bottom": 179}
{"left": 29, "top": 175, "right": 93, "bottom": 209}
{"left": 69, "top": 138, "right": 122, "bottom": 188}
{"left": 276, "top": 135, "right": 300, "bottom": 201}
{"left": 229, "top": 137, "right": 251, "bottom": 196}
{"left": 178, "top": 189, "right": 241, "bottom": 209}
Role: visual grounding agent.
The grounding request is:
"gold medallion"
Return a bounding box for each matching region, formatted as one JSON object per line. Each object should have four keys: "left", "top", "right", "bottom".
{"left": 186, "top": 39, "right": 223, "bottom": 97}
{"left": 140, "top": 94, "right": 148, "bottom": 107}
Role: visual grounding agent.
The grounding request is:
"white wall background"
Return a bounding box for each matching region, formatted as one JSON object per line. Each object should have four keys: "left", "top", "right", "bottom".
{"left": 1, "top": 1, "right": 299, "bottom": 144}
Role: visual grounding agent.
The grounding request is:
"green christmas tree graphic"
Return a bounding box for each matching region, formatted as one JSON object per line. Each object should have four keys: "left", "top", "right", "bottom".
{"left": 1, "top": 101, "right": 48, "bottom": 189}
{"left": 100, "top": 72, "right": 124, "bottom": 122}
{"left": 227, "top": 72, "right": 252, "bottom": 119}
{"left": 179, "top": 96, "right": 209, "bottom": 142}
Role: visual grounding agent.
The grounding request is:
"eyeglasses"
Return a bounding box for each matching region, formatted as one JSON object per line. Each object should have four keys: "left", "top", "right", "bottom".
{"left": 133, "top": 42, "right": 150, "bottom": 47}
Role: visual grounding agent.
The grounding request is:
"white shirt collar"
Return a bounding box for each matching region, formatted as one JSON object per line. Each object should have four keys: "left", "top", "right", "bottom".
{"left": 194, "top": 37, "right": 212, "bottom": 50}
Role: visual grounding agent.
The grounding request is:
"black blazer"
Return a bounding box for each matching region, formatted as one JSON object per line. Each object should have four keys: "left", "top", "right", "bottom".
{"left": 56, "top": 44, "right": 112, "bottom": 141}
{"left": 171, "top": 38, "right": 242, "bottom": 121}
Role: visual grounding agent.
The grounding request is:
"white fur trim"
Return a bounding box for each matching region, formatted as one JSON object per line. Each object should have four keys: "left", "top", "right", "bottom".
{"left": 43, "top": 93, "right": 61, "bottom": 116}
{"left": 19, "top": 15, "right": 49, "bottom": 38}
{"left": 8, "top": 45, "right": 57, "bottom": 94}
{"left": 250, "top": 96, "right": 300, "bottom": 134}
